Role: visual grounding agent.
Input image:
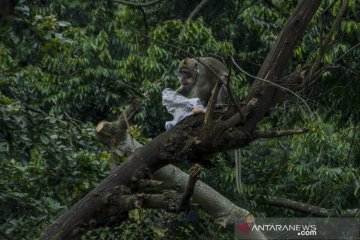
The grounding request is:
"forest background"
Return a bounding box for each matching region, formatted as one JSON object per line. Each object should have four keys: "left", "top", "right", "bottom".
{"left": 0, "top": 0, "right": 359, "bottom": 239}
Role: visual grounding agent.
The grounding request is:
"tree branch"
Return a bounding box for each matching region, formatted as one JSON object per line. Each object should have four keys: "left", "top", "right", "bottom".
{"left": 252, "top": 129, "right": 309, "bottom": 139}
{"left": 304, "top": 0, "right": 348, "bottom": 84}
{"left": 204, "top": 76, "right": 222, "bottom": 124}
{"left": 113, "top": 0, "right": 164, "bottom": 7}
{"left": 256, "top": 195, "right": 359, "bottom": 217}
{"left": 186, "top": 0, "right": 211, "bottom": 22}
{"left": 176, "top": 164, "right": 201, "bottom": 212}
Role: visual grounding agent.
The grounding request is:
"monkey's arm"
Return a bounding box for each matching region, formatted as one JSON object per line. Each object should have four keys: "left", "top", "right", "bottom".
{"left": 175, "top": 86, "right": 189, "bottom": 96}
{"left": 175, "top": 86, "right": 205, "bottom": 113}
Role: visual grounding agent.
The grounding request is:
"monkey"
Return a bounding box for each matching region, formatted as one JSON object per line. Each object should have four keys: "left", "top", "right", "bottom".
{"left": 176, "top": 56, "right": 244, "bottom": 195}
{"left": 176, "top": 57, "right": 228, "bottom": 106}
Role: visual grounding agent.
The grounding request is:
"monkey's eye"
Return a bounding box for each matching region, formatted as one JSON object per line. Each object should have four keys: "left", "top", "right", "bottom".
{"left": 178, "top": 69, "right": 190, "bottom": 78}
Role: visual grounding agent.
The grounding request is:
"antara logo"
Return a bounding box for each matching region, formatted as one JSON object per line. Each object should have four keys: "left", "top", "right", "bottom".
{"left": 236, "top": 222, "right": 254, "bottom": 235}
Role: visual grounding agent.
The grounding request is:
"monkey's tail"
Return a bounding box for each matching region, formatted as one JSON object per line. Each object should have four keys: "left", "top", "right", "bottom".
{"left": 235, "top": 149, "right": 243, "bottom": 194}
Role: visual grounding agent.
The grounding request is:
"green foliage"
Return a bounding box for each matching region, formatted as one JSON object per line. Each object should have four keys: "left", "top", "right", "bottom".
{"left": 0, "top": 101, "right": 107, "bottom": 239}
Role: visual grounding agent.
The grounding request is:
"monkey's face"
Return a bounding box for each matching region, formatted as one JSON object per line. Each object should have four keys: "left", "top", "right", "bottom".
{"left": 177, "top": 58, "right": 199, "bottom": 90}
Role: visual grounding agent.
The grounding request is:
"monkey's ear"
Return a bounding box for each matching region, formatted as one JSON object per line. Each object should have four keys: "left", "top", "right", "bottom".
{"left": 195, "top": 62, "right": 199, "bottom": 74}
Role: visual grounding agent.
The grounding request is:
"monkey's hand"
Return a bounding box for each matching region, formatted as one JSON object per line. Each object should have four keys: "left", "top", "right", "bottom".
{"left": 192, "top": 108, "right": 205, "bottom": 114}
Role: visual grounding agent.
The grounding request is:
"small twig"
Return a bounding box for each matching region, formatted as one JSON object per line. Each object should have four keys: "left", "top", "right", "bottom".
{"left": 322, "top": 0, "right": 338, "bottom": 14}
{"left": 22, "top": 103, "right": 49, "bottom": 117}
{"left": 204, "top": 79, "right": 222, "bottom": 124}
{"left": 64, "top": 112, "right": 84, "bottom": 126}
{"left": 234, "top": 0, "right": 261, "bottom": 19}
{"left": 22, "top": 103, "right": 71, "bottom": 124}
{"left": 333, "top": 41, "right": 360, "bottom": 63}
{"left": 252, "top": 128, "right": 309, "bottom": 139}
{"left": 139, "top": 7, "right": 148, "bottom": 44}
{"left": 186, "top": 0, "right": 211, "bottom": 22}
{"left": 113, "top": 0, "right": 164, "bottom": 7}
{"left": 177, "top": 164, "right": 202, "bottom": 211}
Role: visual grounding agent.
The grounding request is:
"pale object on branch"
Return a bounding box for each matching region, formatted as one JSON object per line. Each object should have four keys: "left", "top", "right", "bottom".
{"left": 162, "top": 88, "right": 206, "bottom": 130}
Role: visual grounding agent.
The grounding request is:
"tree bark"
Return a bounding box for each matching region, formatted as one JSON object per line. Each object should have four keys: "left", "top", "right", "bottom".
{"left": 40, "top": 1, "right": 322, "bottom": 239}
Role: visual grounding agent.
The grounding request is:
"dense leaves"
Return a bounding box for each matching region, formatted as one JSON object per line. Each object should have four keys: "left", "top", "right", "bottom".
{"left": 0, "top": 0, "right": 359, "bottom": 239}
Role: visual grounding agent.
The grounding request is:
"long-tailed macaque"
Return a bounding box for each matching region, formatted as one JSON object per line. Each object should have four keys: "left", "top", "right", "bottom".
{"left": 176, "top": 57, "right": 228, "bottom": 106}
{"left": 176, "top": 56, "right": 243, "bottom": 195}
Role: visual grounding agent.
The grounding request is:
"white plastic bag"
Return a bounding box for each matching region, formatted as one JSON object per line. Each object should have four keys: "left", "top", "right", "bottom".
{"left": 162, "top": 88, "right": 206, "bottom": 130}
